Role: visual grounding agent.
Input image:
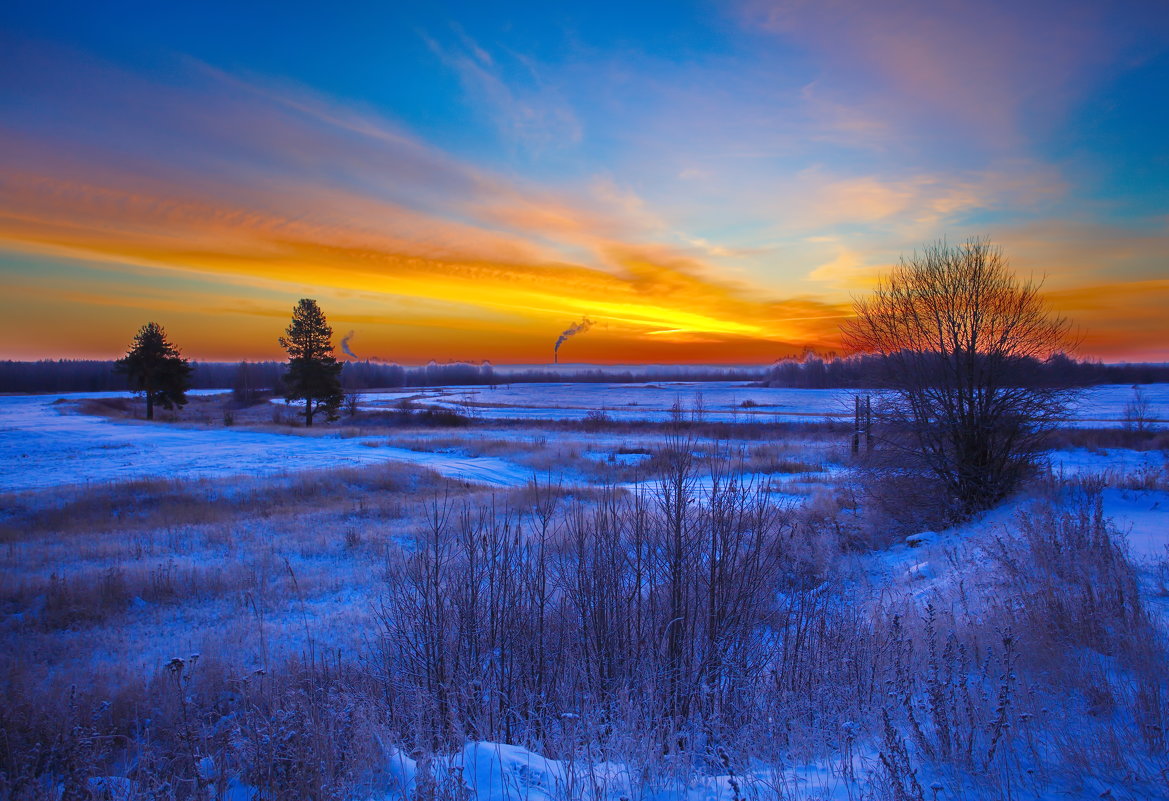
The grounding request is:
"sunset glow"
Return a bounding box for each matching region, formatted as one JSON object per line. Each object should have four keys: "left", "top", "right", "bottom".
{"left": 2, "top": 1, "right": 1167, "bottom": 363}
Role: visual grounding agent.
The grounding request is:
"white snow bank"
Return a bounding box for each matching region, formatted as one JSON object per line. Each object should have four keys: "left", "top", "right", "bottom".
{"left": 1045, "top": 447, "right": 1167, "bottom": 477}
{"left": 366, "top": 741, "right": 861, "bottom": 801}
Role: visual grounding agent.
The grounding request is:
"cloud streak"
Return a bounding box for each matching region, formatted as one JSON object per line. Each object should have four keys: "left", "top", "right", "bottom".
{"left": 0, "top": 49, "right": 849, "bottom": 361}
{"left": 1, "top": 12, "right": 1166, "bottom": 363}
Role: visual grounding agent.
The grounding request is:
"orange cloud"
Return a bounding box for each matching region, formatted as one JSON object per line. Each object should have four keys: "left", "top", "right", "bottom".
{"left": 1043, "top": 280, "right": 1169, "bottom": 361}
{"left": 0, "top": 141, "right": 847, "bottom": 361}
{"left": 0, "top": 44, "right": 1162, "bottom": 363}
{"left": 0, "top": 52, "right": 849, "bottom": 362}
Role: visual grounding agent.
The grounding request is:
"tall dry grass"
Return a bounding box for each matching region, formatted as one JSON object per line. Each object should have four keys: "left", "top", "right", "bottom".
{"left": 1, "top": 447, "right": 1166, "bottom": 799}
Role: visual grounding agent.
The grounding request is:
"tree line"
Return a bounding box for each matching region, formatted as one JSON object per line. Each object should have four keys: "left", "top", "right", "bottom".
{"left": 3, "top": 350, "right": 1163, "bottom": 396}
{"left": 0, "top": 357, "right": 776, "bottom": 394}
{"left": 765, "top": 350, "right": 1169, "bottom": 388}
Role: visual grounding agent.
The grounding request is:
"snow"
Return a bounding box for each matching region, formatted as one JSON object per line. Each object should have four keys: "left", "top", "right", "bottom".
{"left": 1101, "top": 488, "right": 1169, "bottom": 561}
{"left": 1069, "top": 383, "right": 1169, "bottom": 426}
{"left": 358, "top": 382, "right": 854, "bottom": 423}
{"left": 5, "top": 384, "right": 1168, "bottom": 798}
{"left": 2, "top": 384, "right": 1164, "bottom": 492}
{"left": 0, "top": 392, "right": 534, "bottom": 492}
{"left": 359, "top": 381, "right": 1169, "bottom": 426}
{"left": 366, "top": 741, "right": 863, "bottom": 801}
{"left": 1045, "top": 447, "right": 1167, "bottom": 476}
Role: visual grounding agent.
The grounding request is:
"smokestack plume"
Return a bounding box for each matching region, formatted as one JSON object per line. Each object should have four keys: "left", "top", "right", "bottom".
{"left": 340, "top": 330, "right": 358, "bottom": 360}
{"left": 554, "top": 317, "right": 593, "bottom": 363}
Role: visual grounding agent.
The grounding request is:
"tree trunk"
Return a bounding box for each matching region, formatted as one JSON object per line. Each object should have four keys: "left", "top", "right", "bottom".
{"left": 305, "top": 397, "right": 314, "bottom": 427}
{"left": 145, "top": 375, "right": 154, "bottom": 421}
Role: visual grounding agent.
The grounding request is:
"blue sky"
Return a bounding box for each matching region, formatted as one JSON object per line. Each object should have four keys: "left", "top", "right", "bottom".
{"left": 1, "top": 0, "right": 1167, "bottom": 361}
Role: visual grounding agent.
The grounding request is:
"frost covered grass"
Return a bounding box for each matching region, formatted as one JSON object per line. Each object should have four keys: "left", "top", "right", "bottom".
{"left": 1, "top": 390, "right": 1168, "bottom": 799}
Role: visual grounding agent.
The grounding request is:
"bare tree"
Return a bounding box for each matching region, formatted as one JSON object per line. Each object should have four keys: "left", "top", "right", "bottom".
{"left": 1123, "top": 385, "right": 1154, "bottom": 434}
{"left": 843, "top": 238, "right": 1075, "bottom": 517}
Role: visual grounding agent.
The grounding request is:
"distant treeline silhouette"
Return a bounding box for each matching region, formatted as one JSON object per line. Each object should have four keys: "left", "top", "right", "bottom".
{"left": 764, "top": 352, "right": 1169, "bottom": 388}
{"left": 2, "top": 354, "right": 1165, "bottom": 394}
{"left": 0, "top": 360, "right": 282, "bottom": 394}
{"left": 0, "top": 359, "right": 769, "bottom": 393}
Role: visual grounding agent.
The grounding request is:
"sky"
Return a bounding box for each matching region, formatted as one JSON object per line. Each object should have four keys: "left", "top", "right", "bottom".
{"left": 1, "top": 0, "right": 1167, "bottom": 364}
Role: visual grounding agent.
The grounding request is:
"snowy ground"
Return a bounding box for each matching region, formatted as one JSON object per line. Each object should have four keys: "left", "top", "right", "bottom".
{"left": 3, "top": 384, "right": 1169, "bottom": 799}
{"left": 0, "top": 392, "right": 533, "bottom": 491}
{"left": 360, "top": 382, "right": 852, "bottom": 423}
{"left": 2, "top": 385, "right": 1166, "bottom": 495}
{"left": 358, "top": 381, "right": 1169, "bottom": 426}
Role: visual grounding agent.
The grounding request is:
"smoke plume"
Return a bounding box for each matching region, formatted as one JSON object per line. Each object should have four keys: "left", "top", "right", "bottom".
{"left": 554, "top": 317, "right": 593, "bottom": 362}
{"left": 340, "top": 330, "right": 358, "bottom": 359}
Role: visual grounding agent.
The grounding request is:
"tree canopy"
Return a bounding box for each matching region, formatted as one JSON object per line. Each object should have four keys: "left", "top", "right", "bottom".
{"left": 843, "top": 238, "right": 1075, "bottom": 517}
{"left": 279, "top": 298, "right": 343, "bottom": 426}
{"left": 114, "top": 322, "right": 193, "bottom": 421}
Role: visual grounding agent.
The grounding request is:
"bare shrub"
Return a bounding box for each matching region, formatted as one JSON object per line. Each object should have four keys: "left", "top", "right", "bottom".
{"left": 1123, "top": 385, "right": 1156, "bottom": 434}
{"left": 855, "top": 446, "right": 954, "bottom": 539}
{"left": 344, "top": 390, "right": 361, "bottom": 418}
{"left": 582, "top": 408, "right": 611, "bottom": 431}
{"left": 374, "top": 458, "right": 794, "bottom": 756}
{"left": 983, "top": 493, "right": 1147, "bottom": 656}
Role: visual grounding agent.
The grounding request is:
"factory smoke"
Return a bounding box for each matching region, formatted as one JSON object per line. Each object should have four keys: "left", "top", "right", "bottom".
{"left": 554, "top": 317, "right": 593, "bottom": 363}
{"left": 340, "top": 330, "right": 357, "bottom": 360}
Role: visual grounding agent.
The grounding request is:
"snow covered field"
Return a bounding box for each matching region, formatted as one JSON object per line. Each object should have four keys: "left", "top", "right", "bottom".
{"left": 363, "top": 382, "right": 852, "bottom": 423}
{"left": 0, "top": 391, "right": 532, "bottom": 491}
{"left": 2, "top": 382, "right": 1165, "bottom": 493}
{"left": 2, "top": 383, "right": 1168, "bottom": 799}
{"left": 360, "top": 381, "right": 1169, "bottom": 426}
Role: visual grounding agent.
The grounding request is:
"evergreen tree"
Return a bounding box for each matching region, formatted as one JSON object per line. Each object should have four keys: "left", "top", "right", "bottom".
{"left": 279, "top": 298, "right": 343, "bottom": 426}
{"left": 115, "top": 322, "right": 193, "bottom": 420}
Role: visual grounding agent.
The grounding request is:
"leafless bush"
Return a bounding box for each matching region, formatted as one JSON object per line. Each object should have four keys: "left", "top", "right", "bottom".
{"left": 4, "top": 457, "right": 1168, "bottom": 798}
{"left": 373, "top": 447, "right": 795, "bottom": 757}
{"left": 843, "top": 238, "right": 1076, "bottom": 518}
{"left": 854, "top": 447, "right": 954, "bottom": 540}
{"left": 582, "top": 408, "right": 611, "bottom": 431}
{"left": 344, "top": 391, "right": 361, "bottom": 418}
{"left": 983, "top": 494, "right": 1147, "bottom": 656}
{"left": 1124, "top": 385, "right": 1156, "bottom": 434}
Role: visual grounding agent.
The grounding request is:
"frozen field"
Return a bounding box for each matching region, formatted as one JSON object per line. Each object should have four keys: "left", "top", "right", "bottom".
{"left": 2, "top": 383, "right": 1168, "bottom": 799}
{"left": 366, "top": 381, "right": 1169, "bottom": 426}
{"left": 0, "top": 392, "right": 532, "bottom": 492}
{"left": 1, "top": 383, "right": 1166, "bottom": 493}
{"left": 368, "top": 382, "right": 852, "bottom": 423}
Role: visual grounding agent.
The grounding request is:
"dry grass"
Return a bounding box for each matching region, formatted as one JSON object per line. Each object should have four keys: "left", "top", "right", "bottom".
{"left": 1048, "top": 426, "right": 1169, "bottom": 452}
{"left": 2, "top": 429, "right": 1167, "bottom": 799}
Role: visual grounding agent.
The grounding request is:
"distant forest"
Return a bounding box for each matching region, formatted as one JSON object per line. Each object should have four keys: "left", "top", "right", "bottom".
{"left": 1, "top": 354, "right": 1167, "bottom": 394}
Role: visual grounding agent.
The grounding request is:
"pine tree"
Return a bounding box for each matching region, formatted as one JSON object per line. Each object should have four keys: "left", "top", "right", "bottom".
{"left": 279, "top": 299, "right": 343, "bottom": 426}
{"left": 115, "top": 322, "right": 193, "bottom": 420}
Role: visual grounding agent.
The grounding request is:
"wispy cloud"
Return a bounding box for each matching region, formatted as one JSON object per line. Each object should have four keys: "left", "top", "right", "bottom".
{"left": 1, "top": 12, "right": 1165, "bottom": 362}
{"left": 740, "top": 0, "right": 1155, "bottom": 151}
{"left": 421, "top": 26, "right": 583, "bottom": 154}
{"left": 0, "top": 48, "right": 848, "bottom": 360}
